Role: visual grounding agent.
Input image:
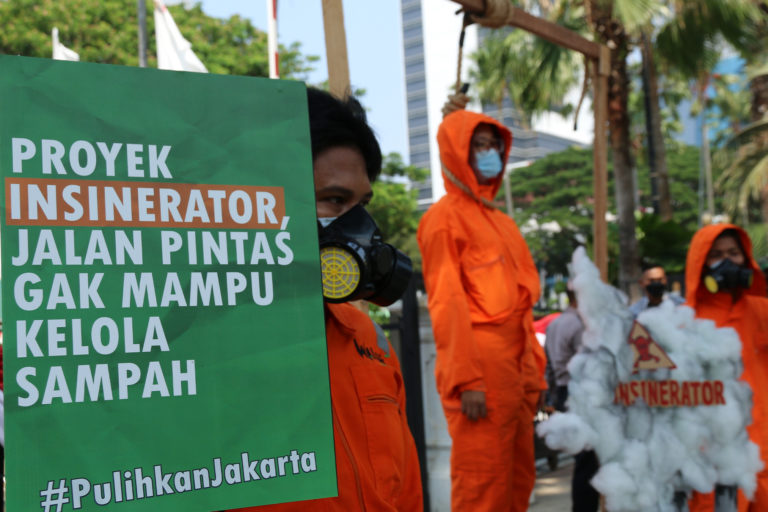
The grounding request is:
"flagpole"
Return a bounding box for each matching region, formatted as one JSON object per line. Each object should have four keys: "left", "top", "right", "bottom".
{"left": 267, "top": 0, "right": 279, "bottom": 78}
{"left": 138, "top": 0, "right": 148, "bottom": 67}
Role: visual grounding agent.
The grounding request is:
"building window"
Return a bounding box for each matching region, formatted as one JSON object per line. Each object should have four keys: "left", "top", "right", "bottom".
{"left": 407, "top": 97, "right": 427, "bottom": 111}
{"left": 404, "top": 44, "right": 423, "bottom": 59}
{"left": 410, "top": 151, "right": 430, "bottom": 163}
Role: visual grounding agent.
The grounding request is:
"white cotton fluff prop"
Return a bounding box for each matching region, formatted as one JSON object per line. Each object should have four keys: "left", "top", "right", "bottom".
{"left": 536, "top": 247, "right": 762, "bottom": 510}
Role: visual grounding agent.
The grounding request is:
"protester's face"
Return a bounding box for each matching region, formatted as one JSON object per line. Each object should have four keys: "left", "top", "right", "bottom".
{"left": 706, "top": 235, "right": 745, "bottom": 268}
{"left": 640, "top": 267, "right": 667, "bottom": 287}
{"left": 314, "top": 146, "right": 373, "bottom": 219}
{"left": 469, "top": 124, "right": 503, "bottom": 183}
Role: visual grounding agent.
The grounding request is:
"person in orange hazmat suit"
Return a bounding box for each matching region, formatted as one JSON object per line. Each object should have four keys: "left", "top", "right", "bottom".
{"left": 417, "top": 106, "right": 545, "bottom": 512}
{"left": 231, "top": 88, "right": 422, "bottom": 511}
{"left": 686, "top": 224, "right": 768, "bottom": 512}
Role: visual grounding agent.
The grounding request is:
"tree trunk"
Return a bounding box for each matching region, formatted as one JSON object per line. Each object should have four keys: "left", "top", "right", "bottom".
{"left": 641, "top": 33, "right": 672, "bottom": 221}
{"left": 750, "top": 74, "right": 768, "bottom": 122}
{"left": 700, "top": 109, "right": 715, "bottom": 220}
{"left": 591, "top": 8, "right": 641, "bottom": 298}
{"left": 750, "top": 74, "right": 768, "bottom": 222}
{"left": 762, "top": 185, "right": 768, "bottom": 224}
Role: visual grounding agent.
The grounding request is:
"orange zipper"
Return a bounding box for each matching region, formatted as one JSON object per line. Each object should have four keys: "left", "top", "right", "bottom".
{"left": 332, "top": 404, "right": 366, "bottom": 511}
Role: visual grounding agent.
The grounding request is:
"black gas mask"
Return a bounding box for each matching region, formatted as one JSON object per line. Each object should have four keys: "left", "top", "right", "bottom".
{"left": 318, "top": 205, "right": 412, "bottom": 306}
{"left": 703, "top": 258, "right": 753, "bottom": 293}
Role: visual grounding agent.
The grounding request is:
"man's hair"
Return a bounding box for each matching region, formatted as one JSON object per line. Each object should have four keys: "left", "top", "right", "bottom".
{"left": 715, "top": 228, "right": 746, "bottom": 253}
{"left": 306, "top": 87, "right": 382, "bottom": 183}
{"left": 640, "top": 258, "right": 663, "bottom": 273}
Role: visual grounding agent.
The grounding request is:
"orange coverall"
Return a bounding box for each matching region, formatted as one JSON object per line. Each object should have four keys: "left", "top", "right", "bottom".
{"left": 417, "top": 110, "right": 545, "bottom": 512}
{"left": 232, "top": 302, "right": 423, "bottom": 512}
{"left": 686, "top": 224, "right": 768, "bottom": 512}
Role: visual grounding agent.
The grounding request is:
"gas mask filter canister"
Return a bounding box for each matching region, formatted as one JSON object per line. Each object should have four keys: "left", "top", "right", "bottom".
{"left": 703, "top": 258, "right": 753, "bottom": 293}
{"left": 318, "top": 205, "right": 413, "bottom": 306}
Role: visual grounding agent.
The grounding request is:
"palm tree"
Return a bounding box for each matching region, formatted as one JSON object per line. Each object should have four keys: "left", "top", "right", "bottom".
{"left": 716, "top": 118, "right": 768, "bottom": 222}
{"left": 469, "top": 31, "right": 517, "bottom": 122}
{"left": 585, "top": 0, "right": 663, "bottom": 295}
{"left": 470, "top": 29, "right": 580, "bottom": 130}
{"left": 655, "top": 0, "right": 760, "bottom": 223}
{"left": 640, "top": 30, "right": 673, "bottom": 220}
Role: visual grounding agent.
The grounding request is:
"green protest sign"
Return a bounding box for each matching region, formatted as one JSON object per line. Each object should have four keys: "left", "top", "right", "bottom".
{"left": 0, "top": 55, "right": 336, "bottom": 511}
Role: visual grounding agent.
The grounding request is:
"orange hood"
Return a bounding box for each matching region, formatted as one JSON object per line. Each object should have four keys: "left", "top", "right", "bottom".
{"left": 684, "top": 223, "right": 767, "bottom": 308}
{"left": 437, "top": 110, "right": 513, "bottom": 201}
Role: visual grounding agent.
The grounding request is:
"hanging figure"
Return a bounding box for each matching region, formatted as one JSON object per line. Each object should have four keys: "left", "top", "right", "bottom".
{"left": 417, "top": 96, "right": 545, "bottom": 512}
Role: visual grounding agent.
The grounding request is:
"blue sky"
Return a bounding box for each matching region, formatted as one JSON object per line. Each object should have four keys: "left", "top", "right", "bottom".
{"left": 197, "top": 1, "right": 409, "bottom": 159}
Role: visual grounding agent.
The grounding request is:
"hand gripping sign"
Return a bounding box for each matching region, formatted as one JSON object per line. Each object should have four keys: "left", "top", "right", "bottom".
{"left": 537, "top": 248, "right": 762, "bottom": 512}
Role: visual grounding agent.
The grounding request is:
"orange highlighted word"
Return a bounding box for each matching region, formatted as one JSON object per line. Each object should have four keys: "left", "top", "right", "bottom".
{"left": 5, "top": 178, "right": 285, "bottom": 229}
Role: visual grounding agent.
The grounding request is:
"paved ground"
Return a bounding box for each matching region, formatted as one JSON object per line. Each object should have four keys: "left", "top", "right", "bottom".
{"left": 528, "top": 459, "right": 574, "bottom": 512}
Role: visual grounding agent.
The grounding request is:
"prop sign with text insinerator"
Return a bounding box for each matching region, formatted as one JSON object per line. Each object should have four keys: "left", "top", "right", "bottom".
{"left": 614, "top": 321, "right": 726, "bottom": 407}
{"left": 0, "top": 56, "right": 336, "bottom": 511}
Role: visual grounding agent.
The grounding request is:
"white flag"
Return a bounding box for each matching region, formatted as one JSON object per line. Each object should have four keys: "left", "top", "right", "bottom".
{"left": 154, "top": 1, "right": 208, "bottom": 73}
{"left": 52, "top": 27, "right": 80, "bottom": 61}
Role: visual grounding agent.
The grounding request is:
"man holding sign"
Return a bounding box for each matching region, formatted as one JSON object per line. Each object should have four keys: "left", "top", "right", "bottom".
{"left": 232, "top": 87, "right": 423, "bottom": 511}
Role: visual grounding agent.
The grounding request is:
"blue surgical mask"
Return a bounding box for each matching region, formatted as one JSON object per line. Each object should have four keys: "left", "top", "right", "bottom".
{"left": 475, "top": 149, "right": 503, "bottom": 179}
{"left": 318, "top": 217, "right": 337, "bottom": 228}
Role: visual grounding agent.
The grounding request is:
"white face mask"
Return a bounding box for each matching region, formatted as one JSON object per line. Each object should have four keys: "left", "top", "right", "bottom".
{"left": 318, "top": 217, "right": 337, "bottom": 228}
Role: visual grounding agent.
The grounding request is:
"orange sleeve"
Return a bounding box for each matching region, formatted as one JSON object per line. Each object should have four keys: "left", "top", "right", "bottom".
{"left": 418, "top": 227, "right": 486, "bottom": 399}
{"left": 386, "top": 341, "right": 425, "bottom": 511}
{"left": 744, "top": 298, "right": 768, "bottom": 462}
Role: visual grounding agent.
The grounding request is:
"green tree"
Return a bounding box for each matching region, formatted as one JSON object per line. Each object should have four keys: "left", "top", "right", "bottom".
{"left": 505, "top": 147, "right": 604, "bottom": 276}
{"left": 505, "top": 144, "right": 701, "bottom": 278}
{"left": 0, "top": 0, "right": 317, "bottom": 78}
{"left": 366, "top": 153, "right": 428, "bottom": 269}
{"left": 708, "top": 0, "right": 768, "bottom": 231}
{"left": 654, "top": 0, "right": 759, "bottom": 223}
{"left": 635, "top": 145, "right": 705, "bottom": 275}
{"left": 584, "top": 0, "right": 665, "bottom": 297}
{"left": 642, "top": 0, "right": 758, "bottom": 222}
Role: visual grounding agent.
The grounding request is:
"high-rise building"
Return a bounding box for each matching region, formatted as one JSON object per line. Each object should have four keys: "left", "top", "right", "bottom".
{"left": 400, "top": 0, "right": 594, "bottom": 208}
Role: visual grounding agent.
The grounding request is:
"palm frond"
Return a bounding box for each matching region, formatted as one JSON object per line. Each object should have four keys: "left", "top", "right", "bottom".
{"left": 746, "top": 62, "right": 768, "bottom": 81}
{"left": 725, "top": 118, "right": 768, "bottom": 147}
{"left": 741, "top": 153, "right": 768, "bottom": 202}
{"left": 611, "top": 0, "right": 662, "bottom": 33}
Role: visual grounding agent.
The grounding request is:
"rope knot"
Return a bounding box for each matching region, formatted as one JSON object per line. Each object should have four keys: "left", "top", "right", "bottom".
{"left": 471, "top": 0, "right": 513, "bottom": 29}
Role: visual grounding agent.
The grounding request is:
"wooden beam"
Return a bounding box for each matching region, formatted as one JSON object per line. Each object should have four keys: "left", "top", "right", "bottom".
{"left": 449, "top": 0, "right": 602, "bottom": 59}
{"left": 321, "top": 0, "right": 350, "bottom": 98}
